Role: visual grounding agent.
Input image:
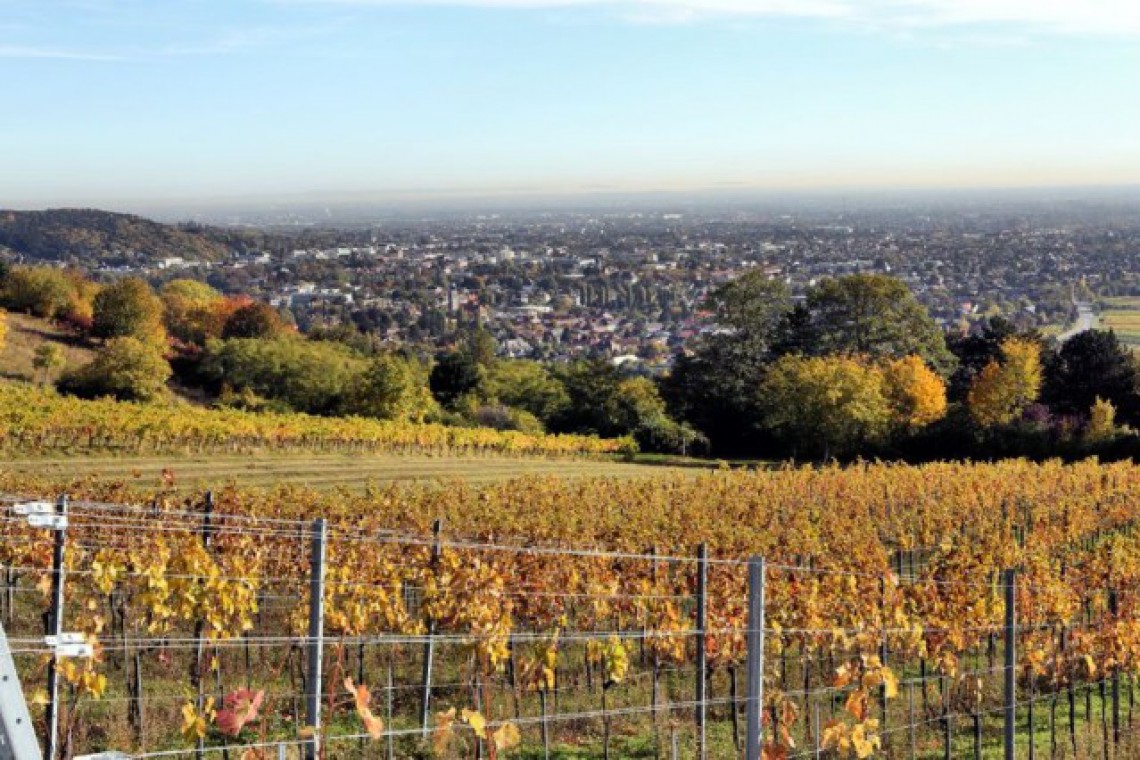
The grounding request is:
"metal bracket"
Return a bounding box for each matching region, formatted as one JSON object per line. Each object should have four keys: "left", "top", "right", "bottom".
{"left": 45, "top": 634, "right": 91, "bottom": 659}
{"left": 25, "top": 515, "right": 67, "bottom": 531}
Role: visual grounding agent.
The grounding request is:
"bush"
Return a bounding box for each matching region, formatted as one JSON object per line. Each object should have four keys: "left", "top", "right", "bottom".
{"left": 58, "top": 337, "right": 171, "bottom": 402}
{"left": 92, "top": 277, "right": 165, "bottom": 343}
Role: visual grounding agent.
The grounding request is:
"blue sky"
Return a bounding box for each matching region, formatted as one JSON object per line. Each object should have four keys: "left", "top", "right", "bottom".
{"left": 2, "top": 0, "right": 1140, "bottom": 207}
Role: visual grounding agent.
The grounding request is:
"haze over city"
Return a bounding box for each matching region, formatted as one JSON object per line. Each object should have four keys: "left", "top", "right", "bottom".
{"left": 4, "top": 0, "right": 1140, "bottom": 211}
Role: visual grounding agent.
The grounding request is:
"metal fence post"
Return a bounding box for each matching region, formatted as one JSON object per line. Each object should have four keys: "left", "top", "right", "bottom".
{"left": 1110, "top": 587, "right": 1120, "bottom": 746}
{"left": 1003, "top": 568, "right": 1016, "bottom": 760}
{"left": 44, "top": 495, "right": 68, "bottom": 760}
{"left": 305, "top": 519, "right": 327, "bottom": 760}
{"left": 695, "top": 543, "right": 708, "bottom": 760}
{"left": 745, "top": 556, "right": 766, "bottom": 760}
{"left": 420, "top": 519, "right": 442, "bottom": 739}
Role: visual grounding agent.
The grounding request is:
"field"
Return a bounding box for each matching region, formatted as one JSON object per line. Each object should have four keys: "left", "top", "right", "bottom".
{"left": 4, "top": 460, "right": 1140, "bottom": 759}
{"left": 0, "top": 452, "right": 683, "bottom": 489}
{"left": 1097, "top": 297, "right": 1140, "bottom": 346}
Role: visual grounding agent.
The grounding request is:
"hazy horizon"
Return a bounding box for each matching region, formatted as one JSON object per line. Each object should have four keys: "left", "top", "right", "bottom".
{"left": 4, "top": 0, "right": 1140, "bottom": 208}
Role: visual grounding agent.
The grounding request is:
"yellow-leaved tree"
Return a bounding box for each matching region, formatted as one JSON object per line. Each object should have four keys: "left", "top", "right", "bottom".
{"left": 760, "top": 354, "right": 892, "bottom": 459}
{"left": 967, "top": 337, "right": 1042, "bottom": 427}
{"left": 0, "top": 309, "right": 8, "bottom": 354}
{"left": 882, "top": 355, "right": 948, "bottom": 431}
{"left": 1086, "top": 397, "right": 1117, "bottom": 442}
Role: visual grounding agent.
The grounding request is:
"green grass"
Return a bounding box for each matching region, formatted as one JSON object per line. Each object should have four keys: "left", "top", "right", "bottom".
{"left": 0, "top": 451, "right": 689, "bottom": 490}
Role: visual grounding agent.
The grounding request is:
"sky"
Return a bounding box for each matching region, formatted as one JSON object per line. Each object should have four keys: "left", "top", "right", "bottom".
{"left": 2, "top": 0, "right": 1140, "bottom": 209}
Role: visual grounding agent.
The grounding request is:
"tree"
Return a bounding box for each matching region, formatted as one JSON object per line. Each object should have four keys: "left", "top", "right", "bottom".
{"left": 1, "top": 266, "right": 74, "bottom": 319}
{"left": 1085, "top": 397, "right": 1118, "bottom": 443}
{"left": 659, "top": 274, "right": 791, "bottom": 454}
{"left": 222, "top": 302, "right": 289, "bottom": 340}
{"left": 790, "top": 274, "right": 955, "bottom": 373}
{"left": 343, "top": 354, "right": 437, "bottom": 422}
{"left": 0, "top": 309, "right": 7, "bottom": 354}
{"left": 1043, "top": 330, "right": 1140, "bottom": 424}
{"left": 58, "top": 337, "right": 171, "bottom": 402}
{"left": 760, "top": 354, "right": 893, "bottom": 459}
{"left": 161, "top": 279, "right": 225, "bottom": 345}
{"left": 200, "top": 337, "right": 366, "bottom": 415}
{"left": 482, "top": 360, "right": 568, "bottom": 423}
{"left": 881, "top": 356, "right": 948, "bottom": 431}
{"left": 33, "top": 343, "right": 65, "bottom": 384}
{"left": 92, "top": 277, "right": 165, "bottom": 344}
{"left": 704, "top": 271, "right": 792, "bottom": 339}
{"left": 967, "top": 338, "right": 1043, "bottom": 428}
{"left": 429, "top": 352, "right": 484, "bottom": 408}
{"left": 463, "top": 326, "right": 498, "bottom": 369}
{"left": 946, "top": 317, "right": 1021, "bottom": 402}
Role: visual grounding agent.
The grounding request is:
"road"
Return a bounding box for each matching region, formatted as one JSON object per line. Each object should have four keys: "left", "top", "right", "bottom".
{"left": 1057, "top": 302, "right": 1097, "bottom": 342}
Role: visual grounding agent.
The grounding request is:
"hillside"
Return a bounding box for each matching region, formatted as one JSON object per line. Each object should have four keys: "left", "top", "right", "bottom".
{"left": 0, "top": 208, "right": 237, "bottom": 265}
{"left": 0, "top": 311, "right": 94, "bottom": 383}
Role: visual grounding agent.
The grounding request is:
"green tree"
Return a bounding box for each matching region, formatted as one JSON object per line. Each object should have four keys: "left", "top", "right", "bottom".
{"left": 760, "top": 354, "right": 893, "bottom": 459}
{"left": 705, "top": 271, "right": 792, "bottom": 339}
{"left": 463, "top": 326, "right": 498, "bottom": 368}
{"left": 33, "top": 343, "right": 65, "bottom": 384}
{"left": 790, "top": 274, "right": 955, "bottom": 373}
{"left": 429, "top": 352, "right": 484, "bottom": 409}
{"left": 343, "top": 354, "right": 437, "bottom": 422}
{"left": 1043, "top": 330, "right": 1140, "bottom": 425}
{"left": 222, "top": 302, "right": 289, "bottom": 340}
{"left": 92, "top": 277, "right": 165, "bottom": 343}
{"left": 58, "top": 337, "right": 171, "bottom": 402}
{"left": 200, "top": 337, "right": 366, "bottom": 415}
{"left": 481, "top": 360, "right": 568, "bottom": 423}
{"left": 660, "top": 274, "right": 792, "bottom": 454}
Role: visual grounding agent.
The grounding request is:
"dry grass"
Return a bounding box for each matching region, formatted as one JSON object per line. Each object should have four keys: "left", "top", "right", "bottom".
{"left": 0, "top": 311, "right": 94, "bottom": 382}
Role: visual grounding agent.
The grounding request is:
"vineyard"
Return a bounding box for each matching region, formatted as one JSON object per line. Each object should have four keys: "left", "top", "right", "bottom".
{"left": 0, "top": 384, "right": 632, "bottom": 458}
{"left": 4, "top": 460, "right": 1140, "bottom": 758}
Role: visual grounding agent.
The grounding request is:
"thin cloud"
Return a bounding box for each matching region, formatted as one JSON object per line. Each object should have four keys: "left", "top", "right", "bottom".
{"left": 0, "top": 44, "right": 122, "bottom": 60}
{"left": 280, "top": 0, "right": 1140, "bottom": 36}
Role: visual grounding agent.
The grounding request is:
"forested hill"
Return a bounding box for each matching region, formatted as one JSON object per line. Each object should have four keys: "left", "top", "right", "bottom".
{"left": 0, "top": 208, "right": 254, "bottom": 265}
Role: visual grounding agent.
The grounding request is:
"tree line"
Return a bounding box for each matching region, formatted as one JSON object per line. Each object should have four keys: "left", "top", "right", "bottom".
{"left": 2, "top": 261, "right": 1137, "bottom": 461}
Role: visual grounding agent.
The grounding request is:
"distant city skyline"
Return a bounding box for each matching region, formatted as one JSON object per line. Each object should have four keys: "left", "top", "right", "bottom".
{"left": 3, "top": 0, "right": 1140, "bottom": 209}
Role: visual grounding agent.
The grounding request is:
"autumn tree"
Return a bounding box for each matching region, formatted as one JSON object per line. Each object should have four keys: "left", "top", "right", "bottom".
{"left": 1, "top": 266, "right": 74, "bottom": 319}
{"left": 1085, "top": 397, "right": 1118, "bottom": 443}
{"left": 882, "top": 355, "right": 948, "bottom": 431}
{"left": 92, "top": 278, "right": 165, "bottom": 344}
{"left": 760, "top": 354, "right": 892, "bottom": 458}
{"left": 0, "top": 309, "right": 7, "bottom": 353}
{"left": 222, "top": 302, "right": 289, "bottom": 340}
{"left": 58, "top": 337, "right": 171, "bottom": 402}
{"left": 161, "top": 279, "right": 225, "bottom": 345}
{"left": 967, "top": 338, "right": 1043, "bottom": 428}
